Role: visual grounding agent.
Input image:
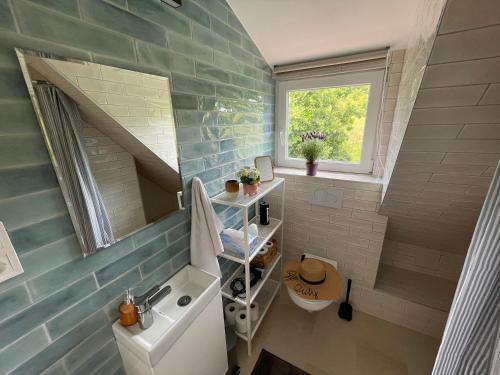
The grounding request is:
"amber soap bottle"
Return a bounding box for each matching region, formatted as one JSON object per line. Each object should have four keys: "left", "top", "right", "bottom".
{"left": 119, "top": 289, "right": 137, "bottom": 327}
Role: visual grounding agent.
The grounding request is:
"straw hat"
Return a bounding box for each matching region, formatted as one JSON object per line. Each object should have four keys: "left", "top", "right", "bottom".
{"left": 283, "top": 257, "right": 343, "bottom": 301}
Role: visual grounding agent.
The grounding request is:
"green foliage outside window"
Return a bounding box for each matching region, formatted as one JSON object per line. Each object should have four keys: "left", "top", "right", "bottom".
{"left": 287, "top": 85, "right": 370, "bottom": 163}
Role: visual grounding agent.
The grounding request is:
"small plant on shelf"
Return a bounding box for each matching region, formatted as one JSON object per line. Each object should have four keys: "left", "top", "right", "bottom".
{"left": 300, "top": 131, "right": 326, "bottom": 176}
{"left": 237, "top": 166, "right": 260, "bottom": 196}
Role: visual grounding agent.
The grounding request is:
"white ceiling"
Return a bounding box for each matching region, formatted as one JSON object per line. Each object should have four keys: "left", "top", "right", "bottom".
{"left": 227, "top": 0, "right": 423, "bottom": 67}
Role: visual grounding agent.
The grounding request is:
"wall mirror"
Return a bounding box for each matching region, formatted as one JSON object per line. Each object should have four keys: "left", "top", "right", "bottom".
{"left": 16, "top": 49, "right": 184, "bottom": 257}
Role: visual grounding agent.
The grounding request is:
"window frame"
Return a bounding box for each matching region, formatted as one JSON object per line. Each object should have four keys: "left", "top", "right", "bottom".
{"left": 275, "top": 70, "right": 385, "bottom": 174}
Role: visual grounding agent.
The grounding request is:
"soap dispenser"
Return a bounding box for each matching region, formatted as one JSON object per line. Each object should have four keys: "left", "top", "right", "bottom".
{"left": 119, "top": 289, "right": 137, "bottom": 327}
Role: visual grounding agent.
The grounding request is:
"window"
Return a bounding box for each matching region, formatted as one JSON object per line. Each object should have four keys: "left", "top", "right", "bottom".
{"left": 276, "top": 70, "right": 384, "bottom": 174}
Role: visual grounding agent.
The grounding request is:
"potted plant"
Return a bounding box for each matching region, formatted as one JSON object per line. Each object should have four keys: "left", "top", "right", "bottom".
{"left": 300, "top": 131, "right": 326, "bottom": 176}
{"left": 236, "top": 166, "right": 260, "bottom": 196}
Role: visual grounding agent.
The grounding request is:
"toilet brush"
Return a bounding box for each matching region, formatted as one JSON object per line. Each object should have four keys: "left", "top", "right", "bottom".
{"left": 338, "top": 279, "right": 352, "bottom": 321}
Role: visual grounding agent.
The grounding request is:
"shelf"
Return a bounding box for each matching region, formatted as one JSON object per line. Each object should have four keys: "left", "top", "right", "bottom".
{"left": 218, "top": 217, "right": 282, "bottom": 264}
{"left": 221, "top": 252, "right": 282, "bottom": 306}
{"left": 234, "top": 279, "right": 280, "bottom": 342}
{"left": 211, "top": 177, "right": 284, "bottom": 208}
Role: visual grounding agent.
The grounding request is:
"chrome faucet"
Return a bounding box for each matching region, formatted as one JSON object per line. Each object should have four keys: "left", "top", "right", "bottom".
{"left": 134, "top": 284, "right": 172, "bottom": 330}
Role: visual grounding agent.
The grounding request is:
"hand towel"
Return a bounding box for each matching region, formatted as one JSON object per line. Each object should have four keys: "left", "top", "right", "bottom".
{"left": 190, "top": 177, "right": 224, "bottom": 277}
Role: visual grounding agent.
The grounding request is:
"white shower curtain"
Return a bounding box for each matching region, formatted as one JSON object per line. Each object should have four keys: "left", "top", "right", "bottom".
{"left": 432, "top": 162, "right": 500, "bottom": 375}
{"left": 34, "top": 84, "right": 115, "bottom": 256}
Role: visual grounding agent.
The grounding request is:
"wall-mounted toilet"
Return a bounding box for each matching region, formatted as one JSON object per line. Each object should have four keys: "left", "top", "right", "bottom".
{"left": 283, "top": 254, "right": 343, "bottom": 312}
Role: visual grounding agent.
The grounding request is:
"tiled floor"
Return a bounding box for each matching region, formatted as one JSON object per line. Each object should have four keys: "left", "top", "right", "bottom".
{"left": 234, "top": 292, "right": 440, "bottom": 375}
{"left": 375, "top": 264, "right": 457, "bottom": 312}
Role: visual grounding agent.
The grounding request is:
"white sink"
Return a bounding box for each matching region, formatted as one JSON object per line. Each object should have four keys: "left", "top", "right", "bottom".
{"left": 112, "top": 265, "right": 222, "bottom": 368}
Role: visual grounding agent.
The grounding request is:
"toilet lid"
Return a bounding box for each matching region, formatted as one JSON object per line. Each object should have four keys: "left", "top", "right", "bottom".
{"left": 283, "top": 257, "right": 343, "bottom": 301}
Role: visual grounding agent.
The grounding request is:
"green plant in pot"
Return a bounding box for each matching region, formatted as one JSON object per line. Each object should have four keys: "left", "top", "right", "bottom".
{"left": 300, "top": 131, "right": 326, "bottom": 176}
{"left": 236, "top": 166, "right": 260, "bottom": 196}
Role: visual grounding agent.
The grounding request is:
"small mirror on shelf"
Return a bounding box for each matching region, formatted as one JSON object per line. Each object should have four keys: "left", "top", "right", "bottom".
{"left": 254, "top": 156, "right": 274, "bottom": 182}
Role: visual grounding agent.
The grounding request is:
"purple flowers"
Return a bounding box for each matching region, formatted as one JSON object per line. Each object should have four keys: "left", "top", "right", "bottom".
{"left": 300, "top": 131, "right": 326, "bottom": 142}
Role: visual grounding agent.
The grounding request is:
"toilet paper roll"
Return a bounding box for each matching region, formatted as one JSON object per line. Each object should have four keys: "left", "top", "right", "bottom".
{"left": 236, "top": 311, "right": 248, "bottom": 334}
{"left": 264, "top": 241, "right": 273, "bottom": 248}
{"left": 250, "top": 302, "right": 259, "bottom": 322}
{"left": 258, "top": 247, "right": 269, "bottom": 256}
{"left": 224, "top": 303, "right": 239, "bottom": 326}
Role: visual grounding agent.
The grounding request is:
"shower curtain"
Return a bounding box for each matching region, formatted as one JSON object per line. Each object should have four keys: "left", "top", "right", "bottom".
{"left": 34, "top": 84, "right": 114, "bottom": 256}
{"left": 432, "top": 162, "right": 500, "bottom": 375}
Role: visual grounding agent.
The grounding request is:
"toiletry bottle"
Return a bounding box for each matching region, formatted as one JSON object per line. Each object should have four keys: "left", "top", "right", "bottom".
{"left": 119, "top": 289, "right": 137, "bottom": 327}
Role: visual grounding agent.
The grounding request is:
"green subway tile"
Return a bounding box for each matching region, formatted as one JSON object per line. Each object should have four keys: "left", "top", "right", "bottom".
{"left": 168, "top": 33, "right": 213, "bottom": 63}
{"left": 166, "top": 221, "right": 190, "bottom": 243}
{"left": 0, "top": 275, "right": 97, "bottom": 349}
{"left": 40, "top": 361, "right": 66, "bottom": 375}
{"left": 0, "top": 133, "right": 50, "bottom": 169}
{"left": 46, "top": 268, "right": 140, "bottom": 339}
{"left": 180, "top": 159, "right": 205, "bottom": 175}
{"left": 212, "top": 18, "right": 241, "bottom": 45}
{"left": 216, "top": 84, "right": 243, "bottom": 100}
{"left": 14, "top": 311, "right": 108, "bottom": 374}
{"left": 172, "top": 248, "right": 190, "bottom": 272}
{"left": 176, "top": 127, "right": 202, "bottom": 144}
{"left": 105, "top": 0, "right": 128, "bottom": 7}
{"left": 220, "top": 138, "right": 237, "bottom": 151}
{"left": 228, "top": 12, "right": 246, "bottom": 34}
{"left": 137, "top": 41, "right": 195, "bottom": 75}
{"left": 26, "top": 236, "right": 135, "bottom": 300}
{"left": 222, "top": 161, "right": 240, "bottom": 175}
{"left": 0, "top": 30, "right": 91, "bottom": 69}
{"left": 194, "top": 0, "right": 227, "bottom": 21}
{"left": 95, "top": 235, "right": 167, "bottom": 286}
{"left": 0, "top": 235, "right": 81, "bottom": 295}
{"left": 241, "top": 36, "right": 261, "bottom": 56}
{"left": 27, "top": 0, "right": 80, "bottom": 17}
{"left": 0, "top": 327, "right": 49, "bottom": 375}
{"left": 196, "top": 61, "right": 231, "bottom": 83}
{"left": 198, "top": 96, "right": 217, "bottom": 111}
{"left": 0, "top": 1, "right": 16, "bottom": 31}
{"left": 180, "top": 141, "right": 219, "bottom": 160}
{"left": 214, "top": 51, "right": 244, "bottom": 73}
{"left": 73, "top": 340, "right": 119, "bottom": 375}
{"left": 229, "top": 44, "right": 253, "bottom": 63}
{"left": 9, "top": 214, "right": 75, "bottom": 255}
{"left": 231, "top": 73, "right": 255, "bottom": 90}
{"left": 132, "top": 210, "right": 186, "bottom": 247}
{"left": 243, "top": 64, "right": 262, "bottom": 80}
{"left": 183, "top": 167, "right": 221, "bottom": 185}
{"left": 128, "top": 0, "right": 190, "bottom": 36}
{"left": 202, "top": 126, "right": 233, "bottom": 141}
{"left": 0, "top": 67, "right": 29, "bottom": 100}
{"left": 193, "top": 24, "right": 228, "bottom": 54}
{"left": 0, "top": 101, "right": 39, "bottom": 135}
{"left": 172, "top": 73, "right": 215, "bottom": 96}
{"left": 13, "top": 0, "right": 135, "bottom": 60}
{"left": 177, "top": 110, "right": 216, "bottom": 127}
{"left": 0, "top": 163, "right": 58, "bottom": 200}
{"left": 0, "top": 189, "right": 67, "bottom": 231}
{"left": 255, "top": 57, "right": 271, "bottom": 71}
{"left": 0, "top": 285, "right": 31, "bottom": 321}
{"left": 63, "top": 325, "right": 114, "bottom": 373}
{"left": 80, "top": 0, "right": 167, "bottom": 46}
{"left": 179, "top": 0, "right": 210, "bottom": 28}
{"left": 135, "top": 261, "right": 174, "bottom": 296}
{"left": 172, "top": 93, "right": 198, "bottom": 110}
{"left": 204, "top": 150, "right": 235, "bottom": 168}
{"left": 140, "top": 235, "right": 188, "bottom": 276}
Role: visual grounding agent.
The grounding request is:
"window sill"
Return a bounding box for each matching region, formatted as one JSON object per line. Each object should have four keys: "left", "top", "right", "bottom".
{"left": 274, "top": 167, "right": 382, "bottom": 187}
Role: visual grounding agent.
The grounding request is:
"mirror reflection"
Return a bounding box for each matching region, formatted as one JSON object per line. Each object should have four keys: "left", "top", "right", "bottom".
{"left": 17, "top": 51, "right": 183, "bottom": 256}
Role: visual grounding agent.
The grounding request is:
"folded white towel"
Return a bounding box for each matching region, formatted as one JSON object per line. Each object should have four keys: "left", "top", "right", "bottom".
{"left": 190, "top": 177, "right": 224, "bottom": 277}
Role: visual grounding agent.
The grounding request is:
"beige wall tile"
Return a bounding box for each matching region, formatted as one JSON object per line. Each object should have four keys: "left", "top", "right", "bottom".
{"left": 479, "top": 84, "right": 500, "bottom": 105}
{"left": 405, "top": 124, "right": 463, "bottom": 138}
{"left": 438, "top": 0, "right": 500, "bottom": 34}
{"left": 442, "top": 152, "right": 500, "bottom": 166}
{"left": 458, "top": 123, "right": 500, "bottom": 139}
{"left": 429, "top": 24, "right": 500, "bottom": 64}
{"left": 410, "top": 105, "right": 500, "bottom": 125}
{"left": 414, "top": 85, "right": 487, "bottom": 108}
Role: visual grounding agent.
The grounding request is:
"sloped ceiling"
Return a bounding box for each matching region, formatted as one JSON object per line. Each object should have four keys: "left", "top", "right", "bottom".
{"left": 380, "top": 0, "right": 500, "bottom": 255}
{"left": 227, "top": 0, "right": 423, "bottom": 66}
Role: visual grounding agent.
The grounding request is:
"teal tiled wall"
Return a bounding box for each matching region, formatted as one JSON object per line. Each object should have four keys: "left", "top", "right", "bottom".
{"left": 0, "top": 0, "right": 274, "bottom": 373}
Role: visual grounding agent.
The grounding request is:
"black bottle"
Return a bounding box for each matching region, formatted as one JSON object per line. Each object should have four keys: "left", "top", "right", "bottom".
{"left": 259, "top": 201, "right": 270, "bottom": 225}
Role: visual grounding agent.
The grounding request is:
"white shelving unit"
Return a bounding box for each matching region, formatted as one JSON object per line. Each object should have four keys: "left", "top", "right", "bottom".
{"left": 211, "top": 177, "right": 285, "bottom": 355}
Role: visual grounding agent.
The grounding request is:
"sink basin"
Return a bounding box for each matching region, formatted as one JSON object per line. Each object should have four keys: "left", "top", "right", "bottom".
{"left": 112, "top": 265, "right": 221, "bottom": 368}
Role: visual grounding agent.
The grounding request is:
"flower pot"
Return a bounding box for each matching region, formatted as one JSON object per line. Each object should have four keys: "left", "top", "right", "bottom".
{"left": 243, "top": 183, "right": 258, "bottom": 196}
{"left": 306, "top": 162, "right": 318, "bottom": 176}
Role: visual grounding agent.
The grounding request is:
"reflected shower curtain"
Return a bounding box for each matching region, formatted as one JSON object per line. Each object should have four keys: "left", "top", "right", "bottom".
{"left": 432, "top": 162, "right": 500, "bottom": 375}
{"left": 34, "top": 84, "right": 114, "bottom": 255}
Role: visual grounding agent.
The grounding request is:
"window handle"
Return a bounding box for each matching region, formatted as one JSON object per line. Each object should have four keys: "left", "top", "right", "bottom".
{"left": 279, "top": 131, "right": 285, "bottom": 146}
